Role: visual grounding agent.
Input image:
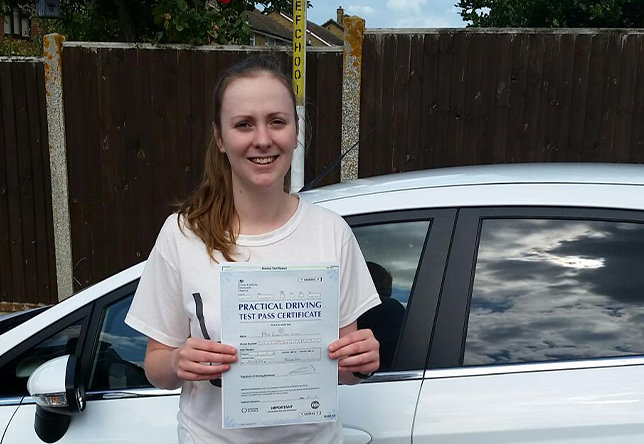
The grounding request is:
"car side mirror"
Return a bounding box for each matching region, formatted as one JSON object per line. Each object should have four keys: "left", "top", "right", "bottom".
{"left": 27, "top": 355, "right": 86, "bottom": 443}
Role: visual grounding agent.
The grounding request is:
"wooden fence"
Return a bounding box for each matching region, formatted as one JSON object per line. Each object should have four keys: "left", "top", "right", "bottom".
{"left": 0, "top": 58, "right": 57, "bottom": 308}
{"left": 358, "top": 30, "right": 644, "bottom": 177}
{"left": 5, "top": 30, "right": 644, "bottom": 304}
{"left": 62, "top": 45, "right": 343, "bottom": 291}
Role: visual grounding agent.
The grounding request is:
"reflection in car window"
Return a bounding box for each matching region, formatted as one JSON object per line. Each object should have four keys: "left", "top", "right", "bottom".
{"left": 353, "top": 221, "right": 430, "bottom": 370}
{"left": 89, "top": 295, "right": 151, "bottom": 391}
{"left": 0, "top": 321, "right": 82, "bottom": 397}
{"left": 464, "top": 219, "right": 644, "bottom": 366}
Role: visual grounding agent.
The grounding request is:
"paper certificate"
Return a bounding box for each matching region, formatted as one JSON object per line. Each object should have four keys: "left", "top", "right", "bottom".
{"left": 220, "top": 263, "right": 340, "bottom": 429}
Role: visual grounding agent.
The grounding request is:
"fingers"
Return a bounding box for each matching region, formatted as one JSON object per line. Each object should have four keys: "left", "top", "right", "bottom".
{"left": 177, "top": 367, "right": 228, "bottom": 381}
{"left": 328, "top": 329, "right": 378, "bottom": 359}
{"left": 328, "top": 329, "right": 380, "bottom": 374}
{"left": 185, "top": 337, "right": 237, "bottom": 355}
{"left": 177, "top": 359, "right": 231, "bottom": 378}
{"left": 337, "top": 350, "right": 380, "bottom": 372}
{"left": 176, "top": 338, "right": 237, "bottom": 382}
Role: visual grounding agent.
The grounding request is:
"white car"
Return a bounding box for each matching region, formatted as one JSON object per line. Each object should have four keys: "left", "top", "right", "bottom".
{"left": 2, "top": 163, "right": 644, "bottom": 444}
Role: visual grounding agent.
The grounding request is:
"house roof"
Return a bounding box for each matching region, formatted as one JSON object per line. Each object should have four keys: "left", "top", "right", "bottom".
{"left": 274, "top": 11, "right": 344, "bottom": 46}
{"left": 322, "top": 19, "right": 343, "bottom": 30}
{"left": 246, "top": 10, "right": 344, "bottom": 46}
{"left": 245, "top": 9, "right": 292, "bottom": 42}
{"left": 306, "top": 20, "right": 344, "bottom": 45}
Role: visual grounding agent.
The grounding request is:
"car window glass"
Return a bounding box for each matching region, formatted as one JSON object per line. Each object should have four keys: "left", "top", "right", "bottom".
{"left": 464, "top": 218, "right": 644, "bottom": 366}
{"left": 88, "top": 294, "right": 151, "bottom": 391}
{"left": 0, "top": 307, "right": 50, "bottom": 335}
{"left": 353, "top": 221, "right": 430, "bottom": 370}
{"left": 0, "top": 321, "right": 83, "bottom": 397}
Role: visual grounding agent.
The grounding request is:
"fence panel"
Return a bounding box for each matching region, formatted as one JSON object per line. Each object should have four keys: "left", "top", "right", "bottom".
{"left": 62, "top": 45, "right": 343, "bottom": 290}
{"left": 0, "top": 58, "right": 57, "bottom": 308}
{"left": 359, "top": 30, "right": 644, "bottom": 177}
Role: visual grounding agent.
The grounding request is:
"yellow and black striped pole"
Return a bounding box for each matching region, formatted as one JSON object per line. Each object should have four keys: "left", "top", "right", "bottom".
{"left": 291, "top": 0, "right": 306, "bottom": 192}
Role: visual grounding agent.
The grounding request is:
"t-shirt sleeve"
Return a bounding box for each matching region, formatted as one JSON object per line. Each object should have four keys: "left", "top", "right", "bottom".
{"left": 338, "top": 226, "right": 381, "bottom": 328}
{"left": 125, "top": 220, "right": 189, "bottom": 348}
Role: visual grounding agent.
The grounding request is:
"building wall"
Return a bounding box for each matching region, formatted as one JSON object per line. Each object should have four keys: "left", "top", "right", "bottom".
{"left": 324, "top": 23, "right": 344, "bottom": 39}
{"left": 3, "top": 8, "right": 31, "bottom": 39}
{"left": 251, "top": 32, "right": 290, "bottom": 47}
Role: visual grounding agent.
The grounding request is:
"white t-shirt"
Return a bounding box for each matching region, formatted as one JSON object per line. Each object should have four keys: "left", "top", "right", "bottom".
{"left": 125, "top": 198, "right": 380, "bottom": 444}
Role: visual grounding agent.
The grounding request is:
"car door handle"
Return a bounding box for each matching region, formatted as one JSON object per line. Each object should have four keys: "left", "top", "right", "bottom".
{"left": 99, "top": 392, "right": 143, "bottom": 400}
{"left": 343, "top": 427, "right": 372, "bottom": 444}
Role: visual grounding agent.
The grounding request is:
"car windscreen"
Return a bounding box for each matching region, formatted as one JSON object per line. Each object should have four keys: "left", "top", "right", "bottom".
{"left": 0, "top": 306, "right": 51, "bottom": 335}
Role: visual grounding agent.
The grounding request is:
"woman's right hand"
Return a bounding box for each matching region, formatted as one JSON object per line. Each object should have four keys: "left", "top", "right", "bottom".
{"left": 173, "top": 338, "right": 237, "bottom": 382}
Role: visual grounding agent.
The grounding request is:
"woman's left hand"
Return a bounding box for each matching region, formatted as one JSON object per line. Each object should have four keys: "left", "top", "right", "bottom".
{"left": 328, "top": 323, "right": 379, "bottom": 375}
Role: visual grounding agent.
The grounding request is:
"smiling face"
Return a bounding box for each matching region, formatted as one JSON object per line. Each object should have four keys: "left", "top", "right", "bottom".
{"left": 216, "top": 72, "right": 297, "bottom": 195}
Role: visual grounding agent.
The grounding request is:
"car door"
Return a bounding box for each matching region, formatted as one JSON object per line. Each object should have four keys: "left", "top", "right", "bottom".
{"left": 2, "top": 281, "right": 179, "bottom": 444}
{"left": 0, "top": 308, "right": 48, "bottom": 434}
{"left": 340, "top": 208, "right": 455, "bottom": 444}
{"left": 414, "top": 207, "right": 644, "bottom": 444}
{"left": 0, "top": 303, "right": 91, "bottom": 443}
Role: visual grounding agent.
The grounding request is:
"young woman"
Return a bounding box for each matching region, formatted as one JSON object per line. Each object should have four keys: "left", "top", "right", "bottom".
{"left": 125, "top": 57, "right": 380, "bottom": 444}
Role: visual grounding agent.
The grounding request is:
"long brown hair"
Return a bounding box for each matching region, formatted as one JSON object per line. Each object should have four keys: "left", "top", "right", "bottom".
{"left": 177, "top": 56, "right": 297, "bottom": 262}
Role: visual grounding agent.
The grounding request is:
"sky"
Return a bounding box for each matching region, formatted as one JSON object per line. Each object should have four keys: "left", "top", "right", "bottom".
{"left": 306, "top": 0, "right": 468, "bottom": 29}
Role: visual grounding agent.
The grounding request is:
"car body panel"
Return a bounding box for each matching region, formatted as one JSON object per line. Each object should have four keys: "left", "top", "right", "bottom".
{"left": 0, "top": 403, "right": 20, "bottom": 440}
{"left": 415, "top": 362, "right": 644, "bottom": 443}
{"left": 3, "top": 394, "right": 180, "bottom": 443}
{"left": 338, "top": 380, "right": 421, "bottom": 444}
{"left": 313, "top": 184, "right": 644, "bottom": 216}
{"left": 303, "top": 163, "right": 644, "bottom": 205}
{"left": 4, "top": 383, "right": 421, "bottom": 444}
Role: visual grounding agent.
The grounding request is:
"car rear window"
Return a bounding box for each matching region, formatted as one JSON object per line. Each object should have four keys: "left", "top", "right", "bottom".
{"left": 464, "top": 218, "right": 644, "bottom": 366}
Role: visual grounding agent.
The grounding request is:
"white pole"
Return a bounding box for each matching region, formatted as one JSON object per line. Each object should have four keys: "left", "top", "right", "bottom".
{"left": 291, "top": 0, "right": 306, "bottom": 193}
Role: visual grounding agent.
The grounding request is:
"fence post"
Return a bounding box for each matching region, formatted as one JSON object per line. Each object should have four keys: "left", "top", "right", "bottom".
{"left": 340, "top": 16, "right": 365, "bottom": 182}
{"left": 43, "top": 33, "right": 73, "bottom": 301}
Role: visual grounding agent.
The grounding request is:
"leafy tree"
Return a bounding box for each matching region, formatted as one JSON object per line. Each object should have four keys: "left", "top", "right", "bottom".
{"left": 457, "top": 0, "right": 644, "bottom": 27}
{"left": 1, "top": 0, "right": 297, "bottom": 45}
